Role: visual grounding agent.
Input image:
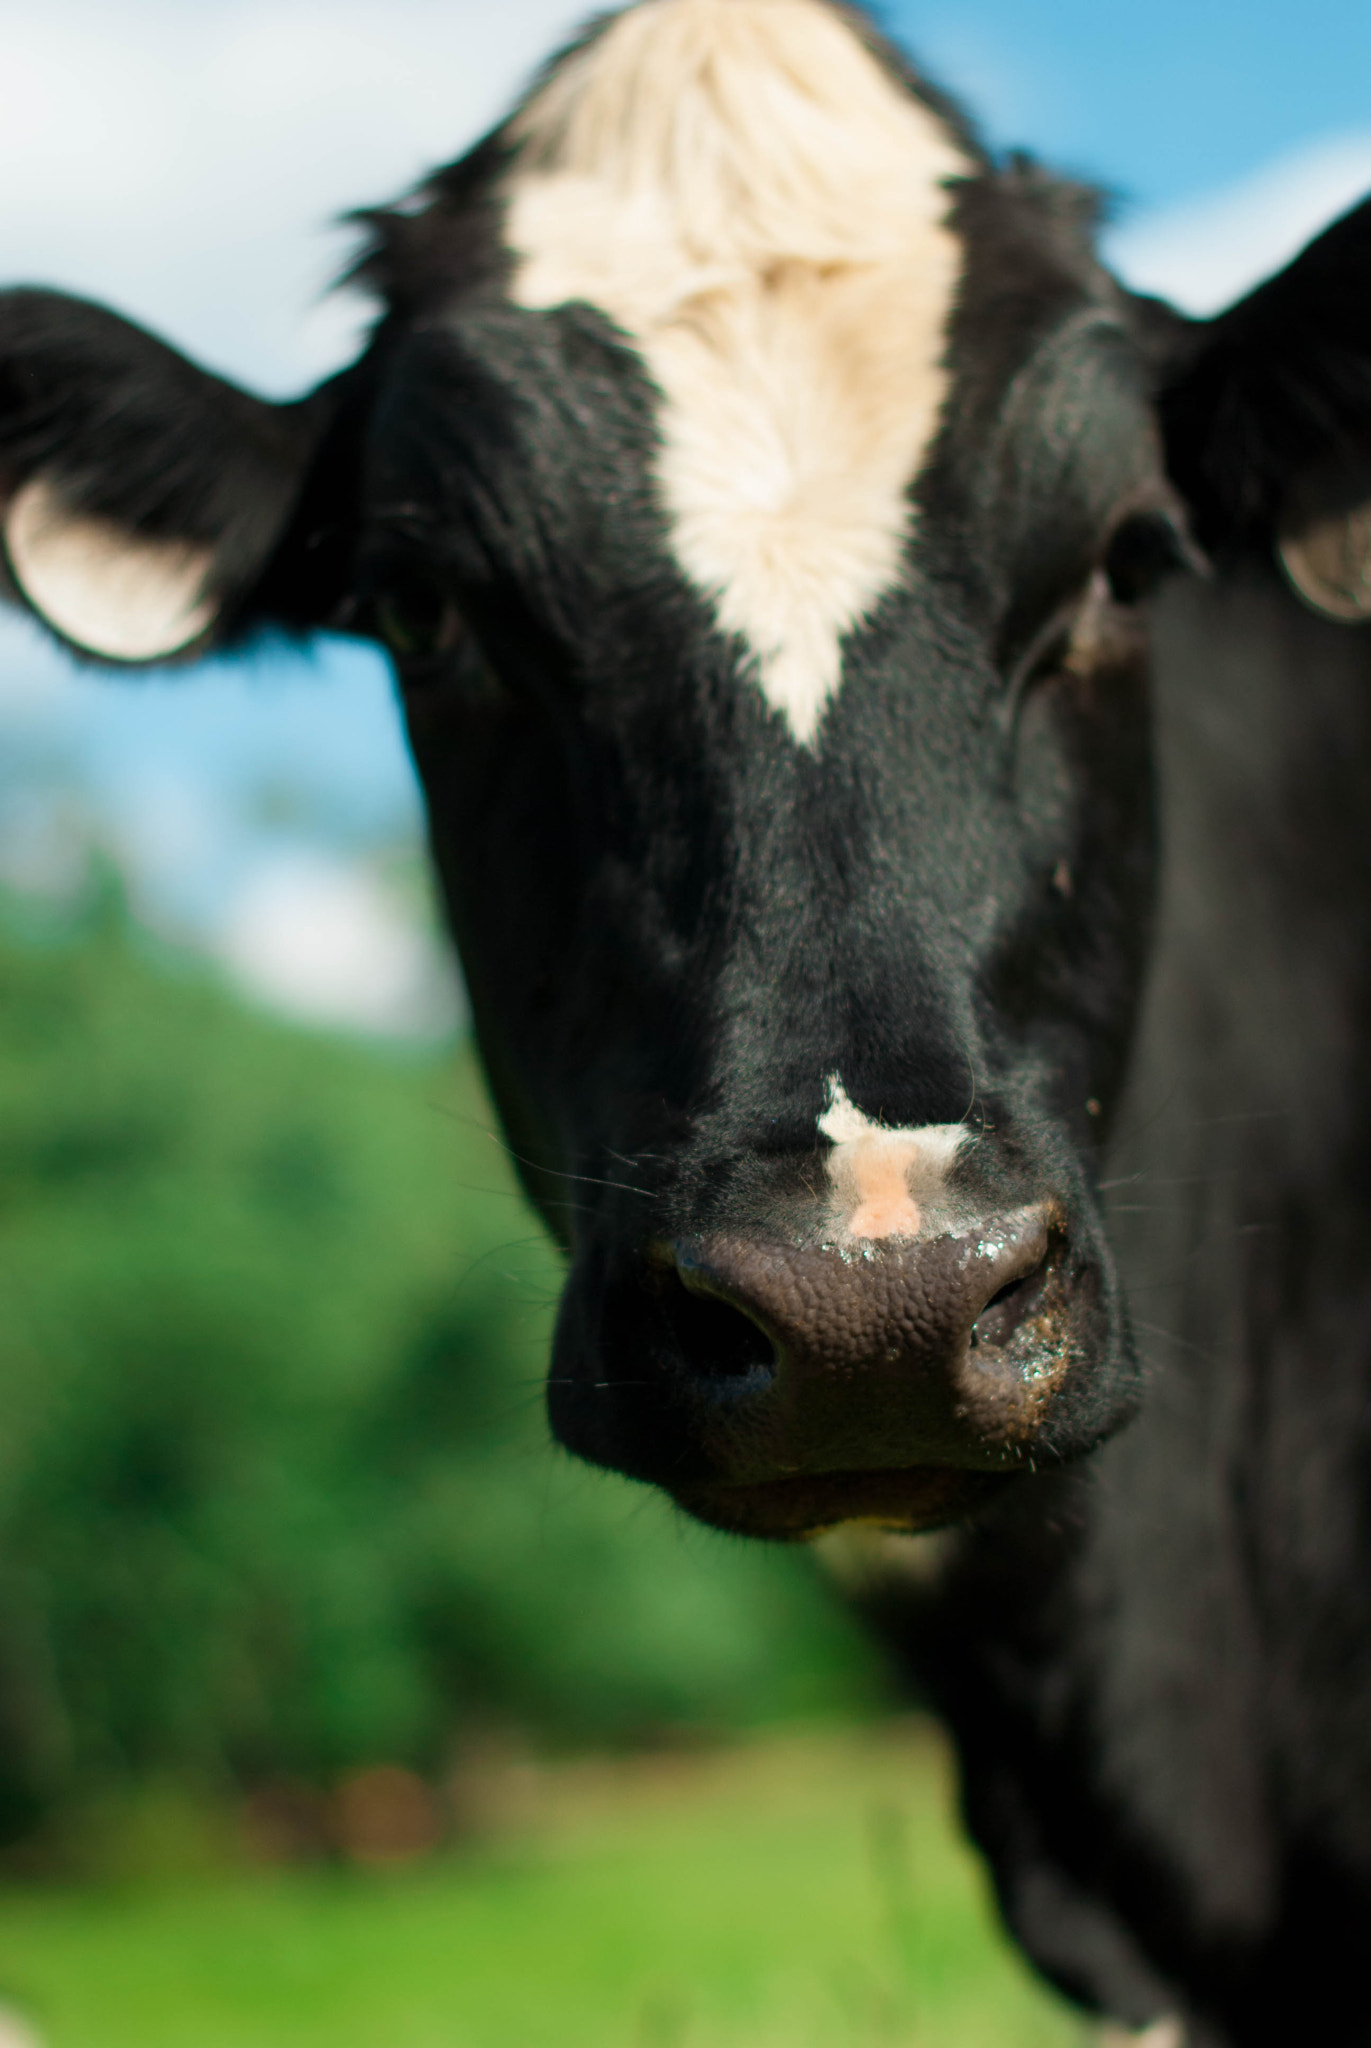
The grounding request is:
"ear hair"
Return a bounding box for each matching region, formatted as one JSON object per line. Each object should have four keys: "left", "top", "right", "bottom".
{"left": 0, "top": 289, "right": 338, "bottom": 662}
{"left": 3, "top": 477, "right": 218, "bottom": 662}
{"left": 1276, "top": 450, "right": 1371, "bottom": 621}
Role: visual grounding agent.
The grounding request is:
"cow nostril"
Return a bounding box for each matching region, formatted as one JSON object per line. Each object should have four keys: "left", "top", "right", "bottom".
{"left": 971, "top": 1254, "right": 1051, "bottom": 1349}
{"left": 660, "top": 1274, "right": 778, "bottom": 1384}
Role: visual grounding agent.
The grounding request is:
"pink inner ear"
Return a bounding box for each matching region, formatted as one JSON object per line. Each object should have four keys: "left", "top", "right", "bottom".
{"left": 3, "top": 476, "right": 217, "bottom": 662}
{"left": 1277, "top": 496, "right": 1371, "bottom": 622}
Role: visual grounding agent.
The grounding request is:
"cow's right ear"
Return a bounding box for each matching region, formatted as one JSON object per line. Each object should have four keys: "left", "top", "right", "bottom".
{"left": 1155, "top": 195, "right": 1371, "bottom": 621}
{"left": 0, "top": 289, "right": 354, "bottom": 664}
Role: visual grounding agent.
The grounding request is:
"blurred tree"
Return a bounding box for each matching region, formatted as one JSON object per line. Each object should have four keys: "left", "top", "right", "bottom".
{"left": 0, "top": 874, "right": 877, "bottom": 1846}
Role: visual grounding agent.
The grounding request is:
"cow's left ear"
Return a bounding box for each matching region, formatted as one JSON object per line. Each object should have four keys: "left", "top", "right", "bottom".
{"left": 1156, "top": 195, "right": 1371, "bottom": 621}
{"left": 0, "top": 288, "right": 354, "bottom": 663}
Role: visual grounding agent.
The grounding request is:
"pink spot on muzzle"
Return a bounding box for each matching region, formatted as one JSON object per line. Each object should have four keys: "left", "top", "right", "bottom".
{"left": 818, "top": 1078, "right": 966, "bottom": 1244}
{"left": 843, "top": 1133, "right": 924, "bottom": 1239}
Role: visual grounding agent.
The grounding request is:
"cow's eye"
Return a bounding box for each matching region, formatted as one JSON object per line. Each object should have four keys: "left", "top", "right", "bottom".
{"left": 373, "top": 572, "right": 462, "bottom": 663}
{"left": 1103, "top": 509, "right": 1194, "bottom": 605}
{"left": 1012, "top": 564, "right": 1145, "bottom": 703}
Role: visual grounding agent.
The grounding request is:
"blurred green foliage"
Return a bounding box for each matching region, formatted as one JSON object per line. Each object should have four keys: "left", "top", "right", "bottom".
{"left": 0, "top": 875, "right": 879, "bottom": 1847}
{"left": 0, "top": 1726, "right": 1077, "bottom": 2048}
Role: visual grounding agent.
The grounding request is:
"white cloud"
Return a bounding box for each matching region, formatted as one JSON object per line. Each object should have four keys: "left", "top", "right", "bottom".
{"left": 1108, "top": 133, "right": 1371, "bottom": 316}
{"left": 0, "top": 0, "right": 584, "bottom": 392}
{"left": 215, "top": 851, "right": 462, "bottom": 1037}
{"left": 3, "top": 0, "right": 1367, "bottom": 375}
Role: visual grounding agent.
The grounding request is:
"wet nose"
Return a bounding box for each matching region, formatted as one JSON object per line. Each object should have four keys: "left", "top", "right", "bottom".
{"left": 671, "top": 1205, "right": 1061, "bottom": 1480}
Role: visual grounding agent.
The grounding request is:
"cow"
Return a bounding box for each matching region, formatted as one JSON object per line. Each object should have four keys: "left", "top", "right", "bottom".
{"left": 3, "top": 1, "right": 1370, "bottom": 2039}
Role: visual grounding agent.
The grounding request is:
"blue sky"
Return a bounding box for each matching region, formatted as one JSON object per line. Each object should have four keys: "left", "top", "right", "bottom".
{"left": 0, "top": 0, "right": 1367, "bottom": 1032}
{"left": 895, "top": 0, "right": 1371, "bottom": 210}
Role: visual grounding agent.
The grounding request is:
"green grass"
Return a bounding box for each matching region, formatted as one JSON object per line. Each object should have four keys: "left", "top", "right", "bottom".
{"left": 0, "top": 1724, "right": 1081, "bottom": 2048}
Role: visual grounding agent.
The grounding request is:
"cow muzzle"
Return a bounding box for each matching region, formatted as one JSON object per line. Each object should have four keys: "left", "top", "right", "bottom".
{"left": 550, "top": 1201, "right": 1107, "bottom": 1540}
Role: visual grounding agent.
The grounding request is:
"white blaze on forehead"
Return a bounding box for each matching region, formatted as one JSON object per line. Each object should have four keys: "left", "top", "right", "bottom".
{"left": 818, "top": 1076, "right": 965, "bottom": 1242}
{"left": 504, "top": 0, "right": 971, "bottom": 744}
{"left": 3, "top": 477, "right": 216, "bottom": 662}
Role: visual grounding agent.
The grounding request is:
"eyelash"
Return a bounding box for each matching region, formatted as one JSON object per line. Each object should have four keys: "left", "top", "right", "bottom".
{"left": 1010, "top": 510, "right": 1194, "bottom": 698}
{"left": 1010, "top": 578, "right": 1104, "bottom": 700}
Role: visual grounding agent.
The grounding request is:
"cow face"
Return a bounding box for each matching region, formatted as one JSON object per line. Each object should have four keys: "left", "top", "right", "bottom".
{"left": 4, "top": 0, "right": 1370, "bottom": 1540}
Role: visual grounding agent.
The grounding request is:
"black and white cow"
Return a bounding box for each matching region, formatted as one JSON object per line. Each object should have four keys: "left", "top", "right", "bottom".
{"left": 4, "top": 2, "right": 1371, "bottom": 2039}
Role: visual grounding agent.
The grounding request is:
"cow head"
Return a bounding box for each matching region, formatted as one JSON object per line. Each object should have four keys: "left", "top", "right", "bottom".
{"left": 4, "top": 0, "right": 1370, "bottom": 1539}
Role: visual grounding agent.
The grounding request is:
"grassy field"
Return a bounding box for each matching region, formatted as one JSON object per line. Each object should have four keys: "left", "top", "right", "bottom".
{"left": 0, "top": 1722, "right": 1083, "bottom": 2048}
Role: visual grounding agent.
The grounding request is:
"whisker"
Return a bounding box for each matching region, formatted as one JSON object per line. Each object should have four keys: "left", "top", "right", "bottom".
{"left": 490, "top": 1133, "right": 658, "bottom": 1201}
{"left": 421, "top": 1099, "right": 660, "bottom": 1197}
{"left": 1129, "top": 1317, "right": 1221, "bottom": 1364}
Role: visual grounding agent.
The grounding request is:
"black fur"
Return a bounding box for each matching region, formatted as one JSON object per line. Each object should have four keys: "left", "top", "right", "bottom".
{"left": 3, "top": 8, "right": 1371, "bottom": 2039}
{"left": 0, "top": 288, "right": 326, "bottom": 632}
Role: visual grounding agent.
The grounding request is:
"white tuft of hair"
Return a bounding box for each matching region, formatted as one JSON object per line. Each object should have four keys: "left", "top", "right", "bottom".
{"left": 506, "top": 0, "right": 971, "bottom": 743}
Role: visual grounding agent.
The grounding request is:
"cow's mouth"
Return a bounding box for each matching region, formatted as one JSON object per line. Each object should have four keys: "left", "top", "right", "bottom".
{"left": 671, "top": 1466, "right": 1010, "bottom": 1542}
